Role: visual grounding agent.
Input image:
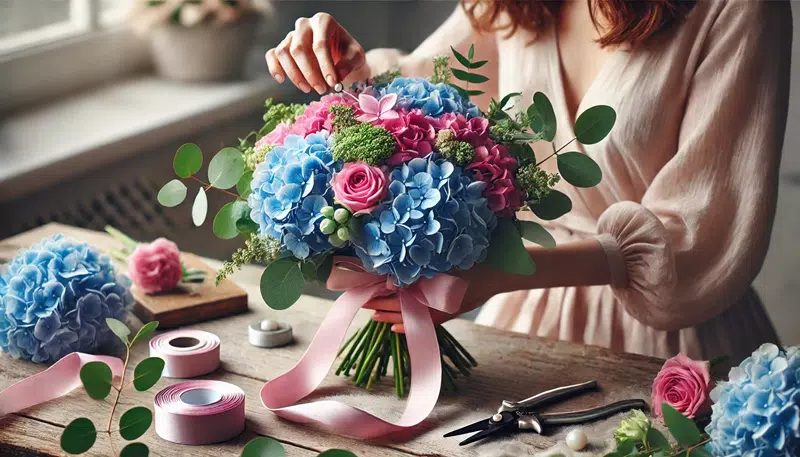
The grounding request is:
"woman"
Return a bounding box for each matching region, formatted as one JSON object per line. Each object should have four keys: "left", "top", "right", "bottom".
{"left": 265, "top": 0, "right": 791, "bottom": 361}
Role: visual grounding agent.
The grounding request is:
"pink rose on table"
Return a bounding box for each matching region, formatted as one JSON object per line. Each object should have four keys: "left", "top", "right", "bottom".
{"left": 332, "top": 163, "right": 389, "bottom": 214}
{"left": 651, "top": 353, "right": 712, "bottom": 419}
{"left": 128, "top": 238, "right": 183, "bottom": 294}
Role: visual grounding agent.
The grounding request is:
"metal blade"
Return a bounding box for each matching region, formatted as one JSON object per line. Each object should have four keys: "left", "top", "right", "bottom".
{"left": 443, "top": 417, "right": 490, "bottom": 437}
{"left": 458, "top": 422, "right": 515, "bottom": 446}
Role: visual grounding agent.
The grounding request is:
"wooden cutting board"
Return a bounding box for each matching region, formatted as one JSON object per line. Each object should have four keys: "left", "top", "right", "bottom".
{"left": 0, "top": 223, "right": 248, "bottom": 328}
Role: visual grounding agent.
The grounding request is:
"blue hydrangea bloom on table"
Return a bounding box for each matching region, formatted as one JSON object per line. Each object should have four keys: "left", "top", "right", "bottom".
{"left": 706, "top": 343, "right": 800, "bottom": 457}
{"left": 0, "top": 235, "right": 132, "bottom": 363}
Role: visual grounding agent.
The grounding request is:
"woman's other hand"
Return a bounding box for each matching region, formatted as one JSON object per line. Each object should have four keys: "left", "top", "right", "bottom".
{"left": 265, "top": 13, "right": 369, "bottom": 94}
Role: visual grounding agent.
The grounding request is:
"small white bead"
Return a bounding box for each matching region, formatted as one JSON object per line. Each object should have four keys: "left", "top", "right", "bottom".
{"left": 491, "top": 413, "right": 503, "bottom": 423}
{"left": 333, "top": 83, "right": 344, "bottom": 92}
{"left": 565, "top": 428, "right": 588, "bottom": 451}
{"left": 260, "top": 319, "right": 280, "bottom": 331}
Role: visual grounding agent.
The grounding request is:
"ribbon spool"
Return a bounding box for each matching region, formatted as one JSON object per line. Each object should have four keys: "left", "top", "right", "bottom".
{"left": 248, "top": 320, "right": 293, "bottom": 348}
{"left": 154, "top": 380, "right": 245, "bottom": 445}
{"left": 149, "top": 330, "right": 220, "bottom": 378}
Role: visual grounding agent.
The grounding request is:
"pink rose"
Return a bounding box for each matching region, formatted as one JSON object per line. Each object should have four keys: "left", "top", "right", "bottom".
{"left": 128, "top": 238, "right": 183, "bottom": 294}
{"left": 651, "top": 353, "right": 712, "bottom": 419}
{"left": 384, "top": 111, "right": 436, "bottom": 166}
{"left": 257, "top": 122, "right": 292, "bottom": 147}
{"left": 332, "top": 163, "right": 389, "bottom": 214}
{"left": 435, "top": 113, "right": 490, "bottom": 146}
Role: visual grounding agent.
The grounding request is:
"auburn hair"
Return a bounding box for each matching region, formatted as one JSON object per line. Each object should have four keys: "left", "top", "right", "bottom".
{"left": 462, "top": 0, "right": 696, "bottom": 48}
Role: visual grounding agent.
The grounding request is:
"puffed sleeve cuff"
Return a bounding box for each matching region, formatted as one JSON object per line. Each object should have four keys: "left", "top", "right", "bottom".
{"left": 596, "top": 201, "right": 678, "bottom": 329}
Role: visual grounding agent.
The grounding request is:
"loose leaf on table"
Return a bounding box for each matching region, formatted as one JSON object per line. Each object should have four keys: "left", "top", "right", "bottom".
{"left": 574, "top": 105, "right": 616, "bottom": 145}
{"left": 208, "top": 147, "right": 245, "bottom": 190}
{"left": 80, "top": 361, "right": 113, "bottom": 400}
{"left": 528, "top": 92, "right": 557, "bottom": 142}
{"left": 557, "top": 151, "right": 603, "bottom": 187}
{"left": 530, "top": 189, "right": 572, "bottom": 220}
{"left": 237, "top": 170, "right": 254, "bottom": 198}
{"left": 485, "top": 219, "right": 536, "bottom": 275}
{"left": 120, "top": 442, "right": 149, "bottom": 457}
{"left": 173, "top": 143, "right": 203, "bottom": 178}
{"left": 661, "top": 403, "right": 703, "bottom": 446}
{"left": 106, "top": 318, "right": 130, "bottom": 345}
{"left": 318, "top": 451, "right": 358, "bottom": 457}
{"left": 517, "top": 220, "right": 556, "bottom": 248}
{"left": 452, "top": 68, "right": 489, "bottom": 84}
{"left": 261, "top": 259, "right": 305, "bottom": 310}
{"left": 213, "top": 200, "right": 250, "bottom": 240}
{"left": 130, "top": 321, "right": 159, "bottom": 346}
{"left": 646, "top": 427, "right": 670, "bottom": 451}
{"left": 192, "top": 187, "right": 208, "bottom": 227}
{"left": 119, "top": 406, "right": 153, "bottom": 441}
{"left": 61, "top": 417, "right": 97, "bottom": 454}
{"left": 132, "top": 357, "right": 165, "bottom": 391}
{"left": 240, "top": 437, "right": 286, "bottom": 457}
{"left": 157, "top": 180, "right": 187, "bottom": 207}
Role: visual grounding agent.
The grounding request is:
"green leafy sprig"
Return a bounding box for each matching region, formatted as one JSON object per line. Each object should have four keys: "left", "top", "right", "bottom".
{"left": 606, "top": 404, "right": 712, "bottom": 457}
{"left": 449, "top": 44, "right": 489, "bottom": 98}
{"left": 215, "top": 232, "right": 282, "bottom": 285}
{"left": 61, "top": 320, "right": 164, "bottom": 456}
{"left": 241, "top": 438, "right": 357, "bottom": 457}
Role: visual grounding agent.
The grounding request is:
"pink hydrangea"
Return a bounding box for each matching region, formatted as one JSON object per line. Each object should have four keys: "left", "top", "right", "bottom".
{"left": 467, "top": 141, "right": 523, "bottom": 216}
{"left": 256, "top": 122, "right": 292, "bottom": 147}
{"left": 292, "top": 94, "right": 359, "bottom": 136}
{"left": 128, "top": 238, "right": 183, "bottom": 294}
{"left": 383, "top": 110, "right": 437, "bottom": 166}
{"left": 435, "top": 113, "right": 490, "bottom": 146}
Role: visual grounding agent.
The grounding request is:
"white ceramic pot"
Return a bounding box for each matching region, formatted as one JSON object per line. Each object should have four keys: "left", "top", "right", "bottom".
{"left": 148, "top": 14, "right": 259, "bottom": 82}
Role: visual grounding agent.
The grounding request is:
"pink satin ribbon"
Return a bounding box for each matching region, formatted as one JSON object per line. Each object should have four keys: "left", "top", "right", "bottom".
{"left": 0, "top": 352, "right": 124, "bottom": 417}
{"left": 260, "top": 257, "right": 468, "bottom": 439}
{"left": 154, "top": 380, "right": 245, "bottom": 444}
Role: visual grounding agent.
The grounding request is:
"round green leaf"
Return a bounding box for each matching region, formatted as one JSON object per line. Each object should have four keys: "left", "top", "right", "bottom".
{"left": 574, "top": 105, "right": 616, "bottom": 145}
{"left": 130, "top": 321, "right": 159, "bottom": 346}
{"left": 208, "top": 147, "right": 245, "bottom": 190}
{"left": 530, "top": 189, "right": 572, "bottom": 221}
{"left": 661, "top": 403, "right": 703, "bottom": 446}
{"left": 119, "top": 407, "right": 152, "bottom": 441}
{"left": 105, "top": 318, "right": 130, "bottom": 345}
{"left": 557, "top": 152, "right": 602, "bottom": 188}
{"left": 80, "top": 361, "right": 113, "bottom": 400}
{"left": 529, "top": 92, "right": 557, "bottom": 142}
{"left": 157, "top": 180, "right": 187, "bottom": 208}
{"left": 236, "top": 217, "right": 258, "bottom": 235}
{"left": 517, "top": 220, "right": 556, "bottom": 248}
{"left": 646, "top": 427, "right": 670, "bottom": 450}
{"left": 173, "top": 143, "right": 203, "bottom": 178}
{"left": 237, "top": 170, "right": 254, "bottom": 198}
{"left": 61, "top": 418, "right": 97, "bottom": 454}
{"left": 192, "top": 187, "right": 208, "bottom": 227}
{"left": 132, "top": 357, "right": 165, "bottom": 391}
{"left": 318, "top": 451, "right": 357, "bottom": 457}
{"left": 240, "top": 437, "right": 285, "bottom": 457}
{"left": 260, "top": 259, "right": 305, "bottom": 310}
{"left": 485, "top": 219, "right": 536, "bottom": 276}
{"left": 120, "top": 442, "right": 149, "bottom": 457}
{"left": 213, "top": 201, "right": 250, "bottom": 240}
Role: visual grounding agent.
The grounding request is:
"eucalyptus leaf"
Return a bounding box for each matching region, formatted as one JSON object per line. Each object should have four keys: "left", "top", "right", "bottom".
{"left": 192, "top": 187, "right": 208, "bottom": 227}
{"left": 530, "top": 190, "right": 572, "bottom": 220}
{"left": 61, "top": 418, "right": 97, "bottom": 454}
{"left": 574, "top": 105, "right": 616, "bottom": 145}
{"left": 236, "top": 217, "right": 259, "bottom": 235}
{"left": 316, "top": 254, "right": 334, "bottom": 283}
{"left": 130, "top": 321, "right": 159, "bottom": 346}
{"left": 508, "top": 143, "right": 536, "bottom": 163}
{"left": 240, "top": 437, "right": 286, "bottom": 457}
{"left": 318, "top": 451, "right": 358, "bottom": 457}
{"left": 119, "top": 406, "right": 152, "bottom": 441}
{"left": 450, "top": 46, "right": 471, "bottom": 68}
{"left": 132, "top": 357, "right": 165, "bottom": 391}
{"left": 530, "top": 92, "right": 557, "bottom": 142}
{"left": 646, "top": 427, "right": 670, "bottom": 450}
{"left": 512, "top": 132, "right": 541, "bottom": 142}
{"left": 557, "top": 152, "right": 602, "bottom": 187}
{"left": 208, "top": 147, "right": 245, "bottom": 190}
{"left": 260, "top": 259, "right": 305, "bottom": 310}
{"left": 157, "top": 180, "right": 187, "bottom": 208}
{"left": 80, "top": 361, "right": 113, "bottom": 400}
{"left": 498, "top": 92, "right": 522, "bottom": 111}
{"left": 692, "top": 448, "right": 712, "bottom": 457}
{"left": 237, "top": 170, "right": 254, "bottom": 198}
{"left": 615, "top": 439, "right": 636, "bottom": 455}
{"left": 517, "top": 221, "right": 556, "bottom": 248}
{"left": 661, "top": 403, "right": 703, "bottom": 446}
{"left": 451, "top": 69, "right": 489, "bottom": 84}
{"left": 173, "top": 143, "right": 203, "bottom": 178}
{"left": 120, "top": 442, "right": 149, "bottom": 457}
{"left": 213, "top": 201, "right": 250, "bottom": 240}
{"left": 105, "top": 318, "right": 130, "bottom": 345}
{"left": 485, "top": 219, "right": 536, "bottom": 276}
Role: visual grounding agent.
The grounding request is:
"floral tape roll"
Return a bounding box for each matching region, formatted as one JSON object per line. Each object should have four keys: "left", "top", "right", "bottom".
{"left": 154, "top": 380, "right": 245, "bottom": 444}
{"left": 149, "top": 330, "right": 220, "bottom": 378}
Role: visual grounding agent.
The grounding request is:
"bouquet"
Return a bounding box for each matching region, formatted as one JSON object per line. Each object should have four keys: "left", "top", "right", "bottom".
{"left": 156, "top": 45, "right": 615, "bottom": 399}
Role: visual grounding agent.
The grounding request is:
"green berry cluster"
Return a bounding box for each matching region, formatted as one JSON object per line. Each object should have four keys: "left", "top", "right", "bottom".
{"left": 517, "top": 164, "right": 560, "bottom": 204}
{"left": 435, "top": 130, "right": 474, "bottom": 165}
{"left": 332, "top": 123, "right": 396, "bottom": 166}
{"left": 489, "top": 112, "right": 530, "bottom": 143}
{"left": 329, "top": 105, "right": 359, "bottom": 132}
{"left": 216, "top": 233, "right": 282, "bottom": 284}
{"left": 431, "top": 56, "right": 452, "bottom": 84}
{"left": 243, "top": 144, "right": 273, "bottom": 171}
{"left": 263, "top": 98, "right": 306, "bottom": 127}
{"left": 319, "top": 206, "right": 352, "bottom": 247}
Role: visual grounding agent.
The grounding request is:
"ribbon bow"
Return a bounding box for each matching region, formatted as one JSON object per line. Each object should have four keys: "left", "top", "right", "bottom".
{"left": 260, "top": 257, "right": 468, "bottom": 438}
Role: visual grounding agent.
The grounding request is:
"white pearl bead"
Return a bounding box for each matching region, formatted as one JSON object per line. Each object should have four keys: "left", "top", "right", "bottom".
{"left": 334, "top": 83, "right": 344, "bottom": 92}
{"left": 260, "top": 319, "right": 280, "bottom": 331}
{"left": 565, "top": 428, "right": 588, "bottom": 451}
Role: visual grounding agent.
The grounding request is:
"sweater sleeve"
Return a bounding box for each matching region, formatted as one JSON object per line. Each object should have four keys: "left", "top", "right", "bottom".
{"left": 596, "top": 0, "right": 792, "bottom": 331}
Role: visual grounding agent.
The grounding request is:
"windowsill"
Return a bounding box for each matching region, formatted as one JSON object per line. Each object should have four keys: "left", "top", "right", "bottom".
{"left": 0, "top": 65, "right": 296, "bottom": 203}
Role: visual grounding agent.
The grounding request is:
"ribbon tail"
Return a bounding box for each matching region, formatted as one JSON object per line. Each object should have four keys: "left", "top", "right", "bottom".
{"left": 0, "top": 352, "right": 124, "bottom": 417}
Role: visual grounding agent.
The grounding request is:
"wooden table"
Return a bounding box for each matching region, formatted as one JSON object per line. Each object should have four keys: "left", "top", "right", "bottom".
{"left": 0, "top": 224, "right": 664, "bottom": 457}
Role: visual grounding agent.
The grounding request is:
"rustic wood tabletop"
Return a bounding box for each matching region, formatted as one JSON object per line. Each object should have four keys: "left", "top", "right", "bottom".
{"left": 0, "top": 224, "right": 664, "bottom": 457}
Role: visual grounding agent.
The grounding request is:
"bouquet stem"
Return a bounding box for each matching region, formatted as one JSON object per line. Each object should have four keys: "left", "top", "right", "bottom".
{"left": 336, "top": 320, "right": 478, "bottom": 398}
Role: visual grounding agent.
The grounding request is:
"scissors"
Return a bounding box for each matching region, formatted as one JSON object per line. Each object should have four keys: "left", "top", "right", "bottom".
{"left": 444, "top": 380, "right": 647, "bottom": 446}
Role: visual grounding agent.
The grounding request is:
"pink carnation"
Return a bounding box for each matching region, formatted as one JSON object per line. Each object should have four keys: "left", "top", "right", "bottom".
{"left": 435, "top": 113, "right": 490, "bottom": 146}
{"left": 332, "top": 163, "right": 388, "bottom": 214}
{"left": 651, "top": 353, "right": 712, "bottom": 419}
{"left": 128, "top": 238, "right": 183, "bottom": 294}
{"left": 292, "top": 94, "right": 359, "bottom": 136}
{"left": 384, "top": 110, "right": 437, "bottom": 166}
{"left": 256, "top": 122, "right": 292, "bottom": 147}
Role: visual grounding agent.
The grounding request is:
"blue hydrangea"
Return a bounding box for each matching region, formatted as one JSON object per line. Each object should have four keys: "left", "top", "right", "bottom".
{"left": 248, "top": 131, "right": 340, "bottom": 259}
{"left": 380, "top": 77, "right": 481, "bottom": 119}
{"left": 351, "top": 154, "right": 496, "bottom": 286}
{"left": 706, "top": 343, "right": 800, "bottom": 457}
{"left": 0, "top": 235, "right": 132, "bottom": 364}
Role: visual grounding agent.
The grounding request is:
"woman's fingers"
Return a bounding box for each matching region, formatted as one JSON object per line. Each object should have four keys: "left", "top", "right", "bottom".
{"left": 290, "top": 18, "right": 327, "bottom": 94}
{"left": 265, "top": 48, "right": 285, "bottom": 84}
{"left": 310, "top": 13, "right": 338, "bottom": 87}
{"left": 274, "top": 34, "right": 311, "bottom": 93}
{"left": 372, "top": 310, "right": 403, "bottom": 325}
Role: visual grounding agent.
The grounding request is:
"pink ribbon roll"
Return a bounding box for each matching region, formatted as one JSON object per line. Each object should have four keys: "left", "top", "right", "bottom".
{"left": 150, "top": 329, "right": 220, "bottom": 378}
{"left": 154, "top": 380, "right": 245, "bottom": 445}
{"left": 260, "top": 257, "right": 468, "bottom": 439}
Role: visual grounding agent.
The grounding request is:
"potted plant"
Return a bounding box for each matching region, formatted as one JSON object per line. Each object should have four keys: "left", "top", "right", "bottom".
{"left": 133, "top": 0, "right": 272, "bottom": 82}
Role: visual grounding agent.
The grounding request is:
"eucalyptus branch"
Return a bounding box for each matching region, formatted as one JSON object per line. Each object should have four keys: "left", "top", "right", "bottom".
{"left": 106, "top": 345, "right": 130, "bottom": 433}
{"left": 535, "top": 137, "right": 578, "bottom": 167}
{"left": 189, "top": 175, "right": 243, "bottom": 199}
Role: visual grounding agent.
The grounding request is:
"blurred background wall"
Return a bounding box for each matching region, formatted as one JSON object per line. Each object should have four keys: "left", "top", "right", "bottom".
{"left": 0, "top": 0, "right": 797, "bottom": 346}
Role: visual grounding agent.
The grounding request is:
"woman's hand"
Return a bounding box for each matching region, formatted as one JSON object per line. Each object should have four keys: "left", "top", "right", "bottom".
{"left": 265, "top": 13, "right": 369, "bottom": 94}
